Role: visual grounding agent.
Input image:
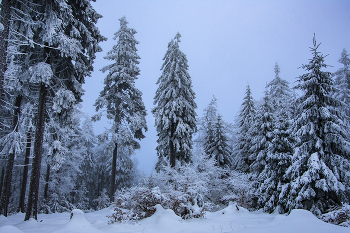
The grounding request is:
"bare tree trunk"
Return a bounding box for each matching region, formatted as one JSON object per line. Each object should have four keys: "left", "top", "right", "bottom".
{"left": 170, "top": 124, "right": 176, "bottom": 168}
{"left": 25, "top": 82, "right": 47, "bottom": 221}
{"left": 0, "top": 0, "right": 11, "bottom": 101}
{"left": 43, "top": 164, "right": 50, "bottom": 199}
{"left": 19, "top": 132, "right": 31, "bottom": 213}
{"left": 0, "top": 167, "right": 4, "bottom": 199}
{"left": 0, "top": 94, "right": 22, "bottom": 216}
{"left": 110, "top": 143, "right": 117, "bottom": 202}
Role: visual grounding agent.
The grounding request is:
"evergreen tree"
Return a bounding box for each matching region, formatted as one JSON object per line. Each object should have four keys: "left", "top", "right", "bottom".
{"left": 205, "top": 115, "right": 233, "bottom": 167}
{"left": 195, "top": 96, "right": 218, "bottom": 154}
{"left": 249, "top": 88, "right": 275, "bottom": 175}
{"left": 93, "top": 16, "right": 147, "bottom": 202}
{"left": 255, "top": 108, "right": 294, "bottom": 213}
{"left": 23, "top": 0, "right": 105, "bottom": 220}
{"left": 267, "top": 63, "right": 293, "bottom": 114}
{"left": 75, "top": 115, "right": 97, "bottom": 208}
{"left": 234, "top": 85, "right": 256, "bottom": 172}
{"left": 280, "top": 36, "right": 350, "bottom": 215}
{"left": 333, "top": 48, "right": 350, "bottom": 138}
{"left": 0, "top": 0, "right": 31, "bottom": 216}
{"left": 153, "top": 33, "right": 197, "bottom": 169}
{"left": 0, "top": 0, "right": 13, "bottom": 101}
{"left": 253, "top": 63, "right": 295, "bottom": 213}
{"left": 41, "top": 89, "right": 85, "bottom": 213}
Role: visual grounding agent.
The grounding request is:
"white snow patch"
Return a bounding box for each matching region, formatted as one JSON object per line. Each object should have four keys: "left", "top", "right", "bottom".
{"left": 0, "top": 204, "right": 348, "bottom": 233}
{"left": 51, "top": 209, "right": 103, "bottom": 233}
{"left": 0, "top": 225, "right": 24, "bottom": 233}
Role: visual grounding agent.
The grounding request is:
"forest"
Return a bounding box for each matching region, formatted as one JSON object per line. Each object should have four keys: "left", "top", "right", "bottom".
{"left": 0, "top": 0, "right": 349, "bottom": 228}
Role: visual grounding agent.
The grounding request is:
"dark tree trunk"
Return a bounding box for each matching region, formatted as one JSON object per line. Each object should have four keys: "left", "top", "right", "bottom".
{"left": 44, "top": 164, "right": 50, "bottom": 199}
{"left": 110, "top": 143, "right": 117, "bottom": 202}
{"left": 25, "top": 82, "right": 47, "bottom": 221}
{"left": 170, "top": 124, "right": 176, "bottom": 168}
{"left": 19, "top": 132, "right": 31, "bottom": 213}
{"left": 0, "top": 94, "right": 22, "bottom": 216}
{"left": 0, "top": 0, "right": 11, "bottom": 101}
{"left": 0, "top": 167, "right": 5, "bottom": 199}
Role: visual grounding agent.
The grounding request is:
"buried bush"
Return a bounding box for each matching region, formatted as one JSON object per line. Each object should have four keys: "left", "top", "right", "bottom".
{"left": 108, "top": 186, "right": 163, "bottom": 223}
{"left": 108, "top": 162, "right": 252, "bottom": 223}
{"left": 108, "top": 184, "right": 206, "bottom": 223}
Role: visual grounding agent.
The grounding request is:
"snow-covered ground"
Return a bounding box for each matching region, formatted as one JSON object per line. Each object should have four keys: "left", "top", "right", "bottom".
{"left": 0, "top": 204, "right": 347, "bottom": 233}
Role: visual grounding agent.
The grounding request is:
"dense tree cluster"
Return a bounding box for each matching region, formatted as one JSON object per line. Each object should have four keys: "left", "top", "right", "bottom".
{"left": 0, "top": 1, "right": 349, "bottom": 225}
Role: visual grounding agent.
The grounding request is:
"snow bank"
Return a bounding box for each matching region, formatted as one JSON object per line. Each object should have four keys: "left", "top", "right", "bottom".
{"left": 137, "top": 204, "right": 183, "bottom": 232}
{"left": 15, "top": 218, "right": 39, "bottom": 229}
{"left": 1, "top": 204, "right": 348, "bottom": 233}
{"left": 52, "top": 209, "right": 103, "bottom": 233}
{"left": 0, "top": 225, "right": 24, "bottom": 233}
{"left": 241, "top": 209, "right": 348, "bottom": 233}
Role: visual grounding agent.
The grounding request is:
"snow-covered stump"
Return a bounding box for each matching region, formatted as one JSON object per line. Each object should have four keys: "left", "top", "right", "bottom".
{"left": 70, "top": 209, "right": 85, "bottom": 219}
{"left": 53, "top": 209, "right": 102, "bottom": 233}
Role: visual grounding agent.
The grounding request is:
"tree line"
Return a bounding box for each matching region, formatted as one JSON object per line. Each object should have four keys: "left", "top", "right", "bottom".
{"left": 0, "top": 0, "right": 349, "bottom": 222}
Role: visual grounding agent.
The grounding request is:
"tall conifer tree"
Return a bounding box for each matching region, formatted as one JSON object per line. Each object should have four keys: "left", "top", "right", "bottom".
{"left": 93, "top": 17, "right": 147, "bottom": 201}
{"left": 249, "top": 88, "right": 275, "bottom": 175}
{"left": 205, "top": 115, "right": 233, "bottom": 167}
{"left": 333, "top": 48, "right": 350, "bottom": 138}
{"left": 24, "top": 0, "right": 105, "bottom": 220}
{"left": 153, "top": 33, "right": 197, "bottom": 169}
{"left": 234, "top": 85, "right": 256, "bottom": 172}
{"left": 280, "top": 36, "right": 350, "bottom": 215}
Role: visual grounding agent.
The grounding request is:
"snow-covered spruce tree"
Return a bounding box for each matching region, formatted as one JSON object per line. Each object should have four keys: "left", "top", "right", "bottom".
{"left": 195, "top": 96, "right": 218, "bottom": 152}
{"left": 249, "top": 88, "right": 275, "bottom": 175}
{"left": 0, "top": 94, "right": 22, "bottom": 216}
{"left": 40, "top": 90, "right": 88, "bottom": 213}
{"left": 252, "top": 63, "right": 295, "bottom": 213}
{"left": 153, "top": 33, "right": 197, "bottom": 170}
{"left": 24, "top": 0, "right": 105, "bottom": 220}
{"left": 255, "top": 108, "right": 294, "bottom": 213}
{"left": 74, "top": 115, "right": 97, "bottom": 208}
{"left": 93, "top": 16, "right": 147, "bottom": 202}
{"left": 0, "top": 0, "right": 35, "bottom": 216}
{"left": 267, "top": 63, "right": 293, "bottom": 112}
{"left": 205, "top": 115, "right": 233, "bottom": 168}
{"left": 234, "top": 85, "right": 256, "bottom": 172}
{"left": 0, "top": 0, "right": 13, "bottom": 101}
{"left": 333, "top": 48, "right": 350, "bottom": 138}
{"left": 280, "top": 36, "right": 350, "bottom": 215}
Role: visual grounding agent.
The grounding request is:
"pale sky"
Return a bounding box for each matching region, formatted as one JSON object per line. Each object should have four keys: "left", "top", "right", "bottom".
{"left": 82, "top": 0, "right": 350, "bottom": 174}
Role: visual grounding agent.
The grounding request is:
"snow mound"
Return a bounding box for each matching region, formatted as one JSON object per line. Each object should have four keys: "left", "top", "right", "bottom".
{"left": 206, "top": 203, "right": 249, "bottom": 219}
{"left": 138, "top": 204, "right": 183, "bottom": 233}
{"left": 52, "top": 209, "right": 103, "bottom": 233}
{"left": 241, "top": 209, "right": 349, "bottom": 233}
{"left": 142, "top": 204, "right": 182, "bottom": 224}
{"left": 287, "top": 209, "right": 320, "bottom": 222}
{"left": 15, "top": 218, "right": 39, "bottom": 229}
{"left": 0, "top": 225, "right": 24, "bottom": 233}
{"left": 92, "top": 219, "right": 107, "bottom": 228}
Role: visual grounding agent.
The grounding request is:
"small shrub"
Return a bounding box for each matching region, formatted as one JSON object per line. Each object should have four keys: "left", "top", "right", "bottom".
{"left": 93, "top": 189, "right": 110, "bottom": 210}
{"left": 108, "top": 186, "right": 163, "bottom": 223}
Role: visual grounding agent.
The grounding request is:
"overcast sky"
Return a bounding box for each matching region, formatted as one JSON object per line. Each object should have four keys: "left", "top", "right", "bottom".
{"left": 82, "top": 0, "right": 350, "bottom": 174}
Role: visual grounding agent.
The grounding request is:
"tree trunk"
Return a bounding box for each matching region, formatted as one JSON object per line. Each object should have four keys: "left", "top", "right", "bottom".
{"left": 170, "top": 124, "right": 176, "bottom": 168}
{"left": 44, "top": 164, "right": 50, "bottom": 199}
{"left": 25, "top": 82, "right": 47, "bottom": 221}
{"left": 0, "top": 0, "right": 11, "bottom": 101}
{"left": 0, "top": 94, "right": 22, "bottom": 216}
{"left": 0, "top": 167, "right": 5, "bottom": 200}
{"left": 110, "top": 143, "right": 117, "bottom": 202}
{"left": 19, "top": 132, "right": 31, "bottom": 213}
